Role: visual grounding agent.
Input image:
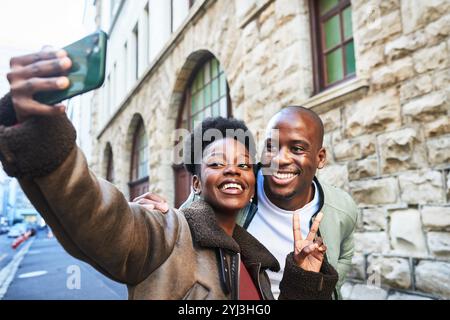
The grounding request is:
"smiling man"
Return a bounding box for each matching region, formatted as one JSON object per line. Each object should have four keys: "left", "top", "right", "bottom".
{"left": 243, "top": 106, "right": 358, "bottom": 299}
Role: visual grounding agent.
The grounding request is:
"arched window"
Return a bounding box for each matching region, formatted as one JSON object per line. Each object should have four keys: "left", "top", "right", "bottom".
{"left": 129, "top": 120, "right": 149, "bottom": 200}
{"left": 179, "top": 57, "right": 230, "bottom": 130}
{"left": 174, "top": 56, "right": 231, "bottom": 208}
{"left": 105, "top": 143, "right": 114, "bottom": 183}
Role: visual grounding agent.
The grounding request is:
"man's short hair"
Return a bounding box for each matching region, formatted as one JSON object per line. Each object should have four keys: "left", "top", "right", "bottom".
{"left": 279, "top": 106, "right": 324, "bottom": 147}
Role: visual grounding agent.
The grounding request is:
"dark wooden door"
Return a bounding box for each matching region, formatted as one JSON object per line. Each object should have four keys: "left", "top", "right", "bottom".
{"left": 173, "top": 164, "right": 191, "bottom": 208}
{"left": 129, "top": 177, "right": 149, "bottom": 201}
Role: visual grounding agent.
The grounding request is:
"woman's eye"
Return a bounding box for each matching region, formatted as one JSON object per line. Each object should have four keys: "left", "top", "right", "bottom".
{"left": 208, "top": 162, "right": 224, "bottom": 167}
{"left": 238, "top": 163, "right": 251, "bottom": 169}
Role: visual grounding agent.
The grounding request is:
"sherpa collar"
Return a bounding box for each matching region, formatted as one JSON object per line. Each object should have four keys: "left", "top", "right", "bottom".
{"left": 182, "top": 200, "right": 280, "bottom": 272}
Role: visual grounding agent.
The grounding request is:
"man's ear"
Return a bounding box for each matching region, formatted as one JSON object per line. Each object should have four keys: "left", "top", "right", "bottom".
{"left": 192, "top": 175, "right": 202, "bottom": 195}
{"left": 317, "top": 147, "right": 327, "bottom": 170}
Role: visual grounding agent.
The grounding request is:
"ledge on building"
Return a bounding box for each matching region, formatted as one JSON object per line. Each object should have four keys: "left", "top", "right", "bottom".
{"left": 239, "top": 0, "right": 274, "bottom": 29}
{"left": 301, "top": 78, "right": 369, "bottom": 115}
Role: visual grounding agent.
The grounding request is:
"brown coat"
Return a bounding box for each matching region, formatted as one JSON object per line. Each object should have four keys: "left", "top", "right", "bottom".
{"left": 0, "top": 93, "right": 338, "bottom": 300}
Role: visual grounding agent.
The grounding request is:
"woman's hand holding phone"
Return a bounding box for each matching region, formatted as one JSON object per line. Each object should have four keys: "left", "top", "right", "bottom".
{"left": 6, "top": 48, "right": 72, "bottom": 123}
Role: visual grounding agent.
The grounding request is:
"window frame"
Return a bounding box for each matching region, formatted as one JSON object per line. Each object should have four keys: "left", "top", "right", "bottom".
{"left": 106, "top": 145, "right": 114, "bottom": 183}
{"left": 130, "top": 120, "right": 149, "bottom": 182}
{"left": 176, "top": 55, "right": 232, "bottom": 131}
{"left": 173, "top": 55, "right": 231, "bottom": 208}
{"left": 133, "top": 23, "right": 139, "bottom": 80}
{"left": 309, "top": 0, "right": 356, "bottom": 93}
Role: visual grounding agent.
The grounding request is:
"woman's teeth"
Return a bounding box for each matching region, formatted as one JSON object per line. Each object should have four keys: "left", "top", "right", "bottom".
{"left": 221, "top": 183, "right": 243, "bottom": 191}
{"left": 273, "top": 172, "right": 298, "bottom": 180}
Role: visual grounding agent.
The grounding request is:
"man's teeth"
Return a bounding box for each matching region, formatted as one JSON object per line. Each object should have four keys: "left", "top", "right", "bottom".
{"left": 221, "top": 183, "right": 243, "bottom": 191}
{"left": 273, "top": 172, "right": 298, "bottom": 180}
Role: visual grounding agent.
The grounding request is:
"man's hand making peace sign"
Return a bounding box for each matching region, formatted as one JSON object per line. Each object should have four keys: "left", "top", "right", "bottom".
{"left": 293, "top": 212, "right": 326, "bottom": 273}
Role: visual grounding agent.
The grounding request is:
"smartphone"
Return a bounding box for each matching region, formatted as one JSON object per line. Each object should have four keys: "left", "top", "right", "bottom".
{"left": 34, "top": 30, "right": 108, "bottom": 105}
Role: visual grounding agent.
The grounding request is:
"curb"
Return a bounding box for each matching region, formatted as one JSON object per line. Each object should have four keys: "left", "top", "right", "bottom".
{"left": 0, "top": 238, "right": 35, "bottom": 299}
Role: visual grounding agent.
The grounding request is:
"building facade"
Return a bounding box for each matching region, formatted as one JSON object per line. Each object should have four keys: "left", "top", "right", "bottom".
{"left": 0, "top": 46, "right": 40, "bottom": 226}
{"left": 89, "top": 0, "right": 450, "bottom": 299}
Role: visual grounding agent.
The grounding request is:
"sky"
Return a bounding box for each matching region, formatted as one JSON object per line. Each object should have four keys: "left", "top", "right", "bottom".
{"left": 0, "top": 0, "right": 96, "bottom": 93}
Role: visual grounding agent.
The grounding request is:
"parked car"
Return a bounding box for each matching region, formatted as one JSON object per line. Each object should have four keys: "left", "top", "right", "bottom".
{"left": 7, "top": 223, "right": 27, "bottom": 238}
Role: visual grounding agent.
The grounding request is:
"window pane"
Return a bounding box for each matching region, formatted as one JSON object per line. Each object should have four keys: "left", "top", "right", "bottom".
{"left": 204, "top": 106, "right": 212, "bottom": 118}
{"left": 219, "top": 73, "right": 227, "bottom": 96}
{"left": 195, "top": 92, "right": 203, "bottom": 111}
{"left": 184, "top": 58, "right": 230, "bottom": 131}
{"left": 191, "top": 93, "right": 197, "bottom": 113}
{"left": 143, "top": 167, "right": 148, "bottom": 178}
{"left": 143, "top": 146, "right": 148, "bottom": 160}
{"left": 204, "top": 83, "right": 211, "bottom": 106}
{"left": 324, "top": 15, "right": 341, "bottom": 50}
{"left": 193, "top": 74, "right": 200, "bottom": 92}
{"left": 211, "top": 78, "right": 219, "bottom": 102}
{"left": 140, "top": 136, "right": 147, "bottom": 149}
{"left": 199, "top": 70, "right": 204, "bottom": 87}
{"left": 204, "top": 61, "right": 211, "bottom": 83}
{"left": 191, "top": 112, "right": 199, "bottom": 128}
{"left": 219, "top": 97, "right": 227, "bottom": 116}
{"left": 143, "top": 135, "right": 148, "bottom": 147}
{"left": 319, "top": 0, "right": 338, "bottom": 15}
{"left": 326, "top": 48, "right": 344, "bottom": 84}
{"left": 139, "top": 165, "right": 147, "bottom": 179}
{"left": 211, "top": 59, "right": 219, "bottom": 78}
{"left": 343, "top": 6, "right": 353, "bottom": 39}
{"left": 194, "top": 71, "right": 204, "bottom": 92}
{"left": 345, "top": 41, "right": 356, "bottom": 75}
{"left": 212, "top": 102, "right": 220, "bottom": 117}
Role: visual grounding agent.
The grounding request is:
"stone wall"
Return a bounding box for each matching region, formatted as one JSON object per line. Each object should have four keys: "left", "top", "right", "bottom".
{"left": 90, "top": 0, "right": 450, "bottom": 299}
{"left": 317, "top": 0, "right": 450, "bottom": 300}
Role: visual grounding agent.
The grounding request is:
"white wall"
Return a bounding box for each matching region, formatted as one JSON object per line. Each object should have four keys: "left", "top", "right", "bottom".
{"left": 66, "top": 0, "right": 97, "bottom": 162}
{"left": 148, "top": 0, "right": 172, "bottom": 62}
{"left": 172, "top": 0, "right": 190, "bottom": 32}
{"left": 68, "top": 92, "right": 93, "bottom": 163}
{"left": 98, "top": 0, "right": 191, "bottom": 129}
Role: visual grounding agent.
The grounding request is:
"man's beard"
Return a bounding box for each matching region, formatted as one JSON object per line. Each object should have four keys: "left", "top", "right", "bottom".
{"left": 269, "top": 188, "right": 298, "bottom": 202}
{"left": 263, "top": 178, "right": 298, "bottom": 202}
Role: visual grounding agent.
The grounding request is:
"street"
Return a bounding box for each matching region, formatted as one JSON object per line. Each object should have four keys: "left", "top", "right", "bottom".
{"left": 0, "top": 231, "right": 127, "bottom": 300}
{"left": 0, "top": 232, "right": 16, "bottom": 271}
